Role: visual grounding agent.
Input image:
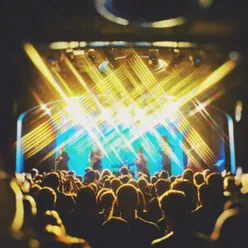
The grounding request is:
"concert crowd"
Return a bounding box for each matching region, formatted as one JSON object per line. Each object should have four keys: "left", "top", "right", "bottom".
{"left": 1, "top": 164, "right": 248, "bottom": 248}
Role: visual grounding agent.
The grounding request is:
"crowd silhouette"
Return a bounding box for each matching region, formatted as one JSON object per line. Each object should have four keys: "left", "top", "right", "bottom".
{"left": 1, "top": 164, "right": 248, "bottom": 248}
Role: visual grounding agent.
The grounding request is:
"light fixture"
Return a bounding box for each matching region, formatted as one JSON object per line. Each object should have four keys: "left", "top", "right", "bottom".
{"left": 189, "top": 54, "right": 202, "bottom": 67}
{"left": 88, "top": 49, "right": 97, "bottom": 63}
{"left": 148, "top": 49, "right": 159, "bottom": 66}
{"left": 94, "top": 0, "right": 186, "bottom": 28}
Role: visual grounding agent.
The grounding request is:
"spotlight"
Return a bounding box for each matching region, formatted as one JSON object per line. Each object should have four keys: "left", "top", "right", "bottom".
{"left": 189, "top": 52, "right": 202, "bottom": 67}
{"left": 40, "top": 104, "right": 52, "bottom": 117}
{"left": 48, "top": 57, "right": 55, "bottom": 64}
{"left": 73, "top": 49, "right": 86, "bottom": 72}
{"left": 172, "top": 54, "right": 184, "bottom": 66}
{"left": 65, "top": 48, "right": 74, "bottom": 61}
{"left": 88, "top": 49, "right": 97, "bottom": 63}
{"left": 65, "top": 48, "right": 73, "bottom": 54}
{"left": 148, "top": 49, "right": 159, "bottom": 66}
{"left": 168, "top": 51, "right": 184, "bottom": 69}
{"left": 193, "top": 56, "right": 202, "bottom": 67}
{"left": 73, "top": 49, "right": 84, "bottom": 56}
{"left": 104, "top": 47, "right": 117, "bottom": 68}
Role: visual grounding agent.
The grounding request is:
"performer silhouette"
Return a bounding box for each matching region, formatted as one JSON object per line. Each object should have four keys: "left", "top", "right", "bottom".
{"left": 159, "top": 136, "right": 174, "bottom": 176}
{"left": 55, "top": 145, "right": 70, "bottom": 171}
{"left": 88, "top": 143, "right": 104, "bottom": 172}
{"left": 135, "top": 147, "right": 150, "bottom": 180}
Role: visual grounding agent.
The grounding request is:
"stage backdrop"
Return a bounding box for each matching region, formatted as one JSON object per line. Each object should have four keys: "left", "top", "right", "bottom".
{"left": 55, "top": 122, "right": 185, "bottom": 177}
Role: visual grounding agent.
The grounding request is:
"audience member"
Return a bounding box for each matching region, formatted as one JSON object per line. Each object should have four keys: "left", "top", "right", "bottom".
{"left": 138, "top": 178, "right": 153, "bottom": 203}
{"left": 193, "top": 172, "right": 205, "bottom": 187}
{"left": 211, "top": 208, "right": 248, "bottom": 248}
{"left": 189, "top": 183, "right": 223, "bottom": 235}
{"left": 155, "top": 179, "right": 171, "bottom": 197}
{"left": 99, "top": 190, "right": 115, "bottom": 223}
{"left": 110, "top": 178, "right": 122, "bottom": 194}
{"left": 159, "top": 170, "right": 169, "bottom": 180}
{"left": 171, "top": 179, "right": 197, "bottom": 211}
{"left": 2, "top": 157, "right": 246, "bottom": 248}
{"left": 67, "top": 186, "right": 101, "bottom": 247}
{"left": 103, "top": 184, "right": 160, "bottom": 248}
{"left": 152, "top": 190, "right": 211, "bottom": 248}
{"left": 182, "top": 168, "right": 194, "bottom": 183}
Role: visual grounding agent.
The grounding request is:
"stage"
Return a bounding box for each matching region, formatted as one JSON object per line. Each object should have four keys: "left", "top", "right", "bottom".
{"left": 55, "top": 122, "right": 185, "bottom": 176}
{"left": 17, "top": 45, "right": 233, "bottom": 175}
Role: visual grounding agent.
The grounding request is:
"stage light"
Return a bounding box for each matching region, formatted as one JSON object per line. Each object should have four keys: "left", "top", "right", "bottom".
{"left": 194, "top": 56, "right": 202, "bottom": 67}
{"left": 152, "top": 41, "right": 178, "bottom": 48}
{"left": 235, "top": 100, "right": 243, "bottom": 122}
{"left": 49, "top": 42, "right": 68, "bottom": 50}
{"left": 48, "top": 57, "right": 55, "bottom": 64}
{"left": 65, "top": 48, "right": 73, "bottom": 54}
{"left": 135, "top": 42, "right": 151, "bottom": 47}
{"left": 229, "top": 51, "right": 240, "bottom": 62}
{"left": 45, "top": 109, "right": 52, "bottom": 117}
{"left": 189, "top": 54, "right": 202, "bottom": 67}
{"left": 89, "top": 41, "right": 110, "bottom": 47}
{"left": 88, "top": 49, "right": 97, "bottom": 63}
{"left": 79, "top": 41, "right": 87, "bottom": 48}
{"left": 178, "top": 42, "right": 196, "bottom": 48}
{"left": 154, "top": 59, "right": 168, "bottom": 73}
{"left": 150, "top": 17, "right": 185, "bottom": 28}
{"left": 189, "top": 101, "right": 207, "bottom": 116}
{"left": 110, "top": 41, "right": 127, "bottom": 47}
{"left": 73, "top": 50, "right": 84, "bottom": 56}
{"left": 40, "top": 104, "right": 52, "bottom": 117}
{"left": 148, "top": 49, "right": 159, "bottom": 66}
{"left": 68, "top": 41, "right": 79, "bottom": 49}
{"left": 65, "top": 49, "right": 75, "bottom": 61}
{"left": 104, "top": 47, "right": 118, "bottom": 68}
{"left": 196, "top": 102, "right": 205, "bottom": 112}
{"left": 169, "top": 52, "right": 184, "bottom": 68}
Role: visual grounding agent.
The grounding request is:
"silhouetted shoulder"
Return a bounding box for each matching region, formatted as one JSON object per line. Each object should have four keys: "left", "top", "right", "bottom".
{"left": 101, "top": 217, "right": 131, "bottom": 248}
{"left": 136, "top": 217, "right": 159, "bottom": 230}
{"left": 152, "top": 231, "right": 173, "bottom": 246}
{"left": 102, "top": 216, "right": 128, "bottom": 226}
{"left": 151, "top": 231, "right": 213, "bottom": 248}
{"left": 102, "top": 216, "right": 129, "bottom": 233}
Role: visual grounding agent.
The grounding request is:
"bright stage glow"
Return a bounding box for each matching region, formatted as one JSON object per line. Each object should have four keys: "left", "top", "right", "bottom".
{"left": 49, "top": 42, "right": 69, "bottom": 50}
{"left": 40, "top": 104, "right": 52, "bottom": 116}
{"left": 20, "top": 44, "right": 236, "bottom": 174}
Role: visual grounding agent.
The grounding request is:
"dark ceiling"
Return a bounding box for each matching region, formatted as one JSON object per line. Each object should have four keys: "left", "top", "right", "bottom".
{"left": 3, "top": 0, "right": 248, "bottom": 45}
